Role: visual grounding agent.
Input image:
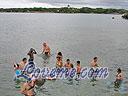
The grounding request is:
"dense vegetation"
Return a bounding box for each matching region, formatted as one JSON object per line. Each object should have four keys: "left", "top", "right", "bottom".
{"left": 0, "top": 7, "right": 128, "bottom": 14}
{"left": 0, "top": 7, "right": 128, "bottom": 19}
{"left": 122, "top": 13, "right": 128, "bottom": 19}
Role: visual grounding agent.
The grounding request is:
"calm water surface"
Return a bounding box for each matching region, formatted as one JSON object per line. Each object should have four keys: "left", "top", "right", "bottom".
{"left": 0, "top": 13, "right": 128, "bottom": 96}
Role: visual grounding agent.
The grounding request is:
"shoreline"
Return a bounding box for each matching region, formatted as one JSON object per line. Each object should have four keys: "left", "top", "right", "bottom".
{"left": 0, "top": 12, "right": 122, "bottom": 15}
{"left": 0, "top": 7, "right": 128, "bottom": 15}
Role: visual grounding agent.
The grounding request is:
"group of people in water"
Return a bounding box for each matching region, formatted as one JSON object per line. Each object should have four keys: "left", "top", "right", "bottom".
{"left": 13, "top": 42, "right": 124, "bottom": 96}
{"left": 14, "top": 42, "right": 51, "bottom": 96}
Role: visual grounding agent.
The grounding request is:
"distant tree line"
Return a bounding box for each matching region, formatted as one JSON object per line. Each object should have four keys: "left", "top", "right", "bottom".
{"left": 0, "top": 7, "right": 128, "bottom": 15}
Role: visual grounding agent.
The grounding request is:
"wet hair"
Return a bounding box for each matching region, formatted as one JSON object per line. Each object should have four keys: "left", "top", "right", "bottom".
{"left": 29, "top": 48, "right": 36, "bottom": 53}
{"left": 22, "top": 58, "right": 27, "bottom": 61}
{"left": 14, "top": 64, "right": 19, "bottom": 68}
{"left": 77, "top": 61, "right": 80, "bottom": 64}
{"left": 117, "top": 68, "right": 121, "bottom": 73}
{"left": 94, "top": 57, "right": 98, "bottom": 60}
{"left": 58, "top": 52, "right": 62, "bottom": 56}
{"left": 29, "top": 48, "right": 33, "bottom": 53}
{"left": 30, "top": 48, "right": 34, "bottom": 51}
{"left": 14, "top": 64, "right": 16, "bottom": 68}
{"left": 17, "top": 64, "right": 19, "bottom": 68}
{"left": 67, "top": 59, "right": 70, "bottom": 62}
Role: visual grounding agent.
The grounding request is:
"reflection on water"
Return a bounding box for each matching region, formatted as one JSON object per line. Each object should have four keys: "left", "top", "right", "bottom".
{"left": 0, "top": 13, "right": 128, "bottom": 96}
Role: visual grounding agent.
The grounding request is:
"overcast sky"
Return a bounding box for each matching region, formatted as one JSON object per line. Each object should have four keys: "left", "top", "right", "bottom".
{"left": 0, "top": 0, "right": 128, "bottom": 9}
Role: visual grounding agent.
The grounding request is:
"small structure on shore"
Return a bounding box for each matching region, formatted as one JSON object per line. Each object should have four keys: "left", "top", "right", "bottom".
{"left": 67, "top": 5, "right": 71, "bottom": 8}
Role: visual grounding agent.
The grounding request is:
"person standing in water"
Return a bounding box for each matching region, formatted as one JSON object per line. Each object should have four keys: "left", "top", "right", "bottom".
{"left": 19, "top": 58, "right": 27, "bottom": 70}
{"left": 67, "top": 61, "right": 74, "bottom": 82}
{"left": 20, "top": 79, "right": 37, "bottom": 96}
{"left": 76, "top": 61, "right": 81, "bottom": 79}
{"left": 14, "top": 64, "right": 22, "bottom": 79}
{"left": 57, "top": 52, "right": 63, "bottom": 61}
{"left": 90, "top": 57, "right": 99, "bottom": 82}
{"left": 64, "top": 59, "right": 74, "bottom": 78}
{"left": 14, "top": 58, "right": 27, "bottom": 81}
{"left": 56, "top": 52, "right": 63, "bottom": 68}
{"left": 90, "top": 57, "right": 99, "bottom": 67}
{"left": 27, "top": 48, "right": 37, "bottom": 61}
{"left": 114, "top": 68, "right": 123, "bottom": 88}
{"left": 42, "top": 43, "right": 51, "bottom": 56}
{"left": 64, "top": 59, "right": 71, "bottom": 69}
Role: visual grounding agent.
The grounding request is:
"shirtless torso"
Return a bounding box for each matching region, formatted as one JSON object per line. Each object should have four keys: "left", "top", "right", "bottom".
{"left": 91, "top": 60, "right": 98, "bottom": 67}
{"left": 20, "top": 81, "right": 35, "bottom": 96}
{"left": 42, "top": 43, "right": 50, "bottom": 56}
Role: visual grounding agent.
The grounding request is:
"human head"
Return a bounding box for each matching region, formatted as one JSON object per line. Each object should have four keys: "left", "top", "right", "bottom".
{"left": 14, "top": 64, "right": 20, "bottom": 69}
{"left": 77, "top": 61, "right": 80, "bottom": 65}
{"left": 56, "top": 56, "right": 61, "bottom": 60}
{"left": 30, "top": 48, "right": 34, "bottom": 53}
{"left": 66, "top": 59, "right": 70, "bottom": 64}
{"left": 22, "top": 58, "right": 27, "bottom": 63}
{"left": 117, "top": 68, "right": 121, "bottom": 73}
{"left": 58, "top": 52, "right": 62, "bottom": 56}
{"left": 43, "top": 42, "right": 47, "bottom": 47}
{"left": 93, "top": 57, "right": 98, "bottom": 62}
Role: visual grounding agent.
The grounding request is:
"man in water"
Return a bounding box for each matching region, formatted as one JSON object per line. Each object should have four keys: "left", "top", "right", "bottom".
{"left": 90, "top": 57, "right": 99, "bottom": 67}
{"left": 90, "top": 57, "right": 99, "bottom": 82}
{"left": 14, "top": 63, "right": 22, "bottom": 82}
{"left": 19, "top": 58, "right": 27, "bottom": 70}
{"left": 76, "top": 61, "right": 81, "bottom": 79}
{"left": 27, "top": 48, "right": 37, "bottom": 61}
{"left": 64, "top": 59, "right": 74, "bottom": 82}
{"left": 64, "top": 59, "right": 71, "bottom": 69}
{"left": 56, "top": 52, "right": 63, "bottom": 61}
{"left": 64, "top": 59, "right": 73, "bottom": 79}
{"left": 42, "top": 43, "right": 51, "bottom": 56}
{"left": 114, "top": 68, "right": 123, "bottom": 88}
{"left": 56, "top": 56, "right": 63, "bottom": 68}
{"left": 20, "top": 78, "right": 37, "bottom": 96}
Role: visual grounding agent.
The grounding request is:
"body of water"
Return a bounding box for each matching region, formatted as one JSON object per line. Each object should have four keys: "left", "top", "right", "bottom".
{"left": 0, "top": 13, "right": 128, "bottom": 96}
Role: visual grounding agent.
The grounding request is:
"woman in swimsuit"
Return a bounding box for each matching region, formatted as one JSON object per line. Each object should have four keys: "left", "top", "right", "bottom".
{"left": 114, "top": 68, "right": 123, "bottom": 88}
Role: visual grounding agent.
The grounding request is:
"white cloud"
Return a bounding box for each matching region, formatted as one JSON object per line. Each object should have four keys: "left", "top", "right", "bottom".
{"left": 0, "top": 0, "right": 128, "bottom": 9}
{"left": 0, "top": 0, "right": 56, "bottom": 8}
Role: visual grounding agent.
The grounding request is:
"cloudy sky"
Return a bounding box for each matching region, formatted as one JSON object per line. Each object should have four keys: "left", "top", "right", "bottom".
{"left": 0, "top": 0, "right": 128, "bottom": 9}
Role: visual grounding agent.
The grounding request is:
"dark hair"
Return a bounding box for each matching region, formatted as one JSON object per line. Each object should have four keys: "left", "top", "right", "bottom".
{"left": 117, "top": 68, "right": 121, "bottom": 73}
{"left": 17, "top": 64, "right": 19, "bottom": 68}
{"left": 14, "top": 64, "right": 19, "bottom": 68}
{"left": 14, "top": 64, "right": 16, "bottom": 68}
{"left": 77, "top": 61, "right": 80, "bottom": 64}
{"left": 30, "top": 48, "right": 34, "bottom": 52}
{"left": 30, "top": 48, "right": 33, "bottom": 51}
{"left": 22, "top": 58, "right": 27, "bottom": 61}
{"left": 58, "top": 52, "right": 62, "bottom": 56}
{"left": 94, "top": 57, "right": 98, "bottom": 60}
{"left": 67, "top": 59, "right": 70, "bottom": 61}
